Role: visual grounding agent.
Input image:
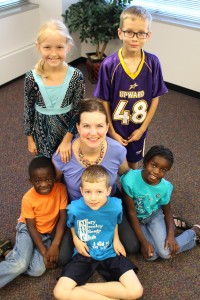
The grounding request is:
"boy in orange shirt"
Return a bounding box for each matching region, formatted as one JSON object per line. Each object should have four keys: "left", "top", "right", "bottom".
{"left": 0, "top": 157, "right": 68, "bottom": 288}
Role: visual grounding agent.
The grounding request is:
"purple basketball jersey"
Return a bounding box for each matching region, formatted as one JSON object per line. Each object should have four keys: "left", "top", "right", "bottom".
{"left": 94, "top": 49, "right": 168, "bottom": 139}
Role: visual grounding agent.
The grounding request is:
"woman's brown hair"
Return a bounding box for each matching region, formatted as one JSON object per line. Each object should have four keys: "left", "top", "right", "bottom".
{"left": 77, "top": 99, "right": 108, "bottom": 124}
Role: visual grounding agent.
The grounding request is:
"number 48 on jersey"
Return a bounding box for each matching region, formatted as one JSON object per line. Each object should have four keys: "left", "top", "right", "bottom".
{"left": 113, "top": 100, "right": 148, "bottom": 125}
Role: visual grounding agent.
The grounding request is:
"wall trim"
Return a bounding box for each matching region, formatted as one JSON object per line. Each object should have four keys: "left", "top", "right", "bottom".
{"left": 165, "top": 82, "right": 200, "bottom": 99}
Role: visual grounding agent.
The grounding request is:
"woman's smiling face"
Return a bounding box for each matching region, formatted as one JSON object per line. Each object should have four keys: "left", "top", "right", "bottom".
{"left": 76, "top": 111, "right": 109, "bottom": 149}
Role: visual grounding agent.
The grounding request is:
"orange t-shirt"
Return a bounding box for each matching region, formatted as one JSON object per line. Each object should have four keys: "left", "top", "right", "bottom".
{"left": 18, "top": 183, "right": 68, "bottom": 234}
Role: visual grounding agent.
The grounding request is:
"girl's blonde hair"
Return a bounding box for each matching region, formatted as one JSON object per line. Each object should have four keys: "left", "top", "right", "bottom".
{"left": 120, "top": 5, "right": 152, "bottom": 29}
{"left": 35, "top": 19, "right": 73, "bottom": 77}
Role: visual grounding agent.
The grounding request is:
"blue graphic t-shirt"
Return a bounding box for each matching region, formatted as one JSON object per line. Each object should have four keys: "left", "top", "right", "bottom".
{"left": 67, "top": 197, "right": 122, "bottom": 260}
{"left": 121, "top": 169, "right": 173, "bottom": 219}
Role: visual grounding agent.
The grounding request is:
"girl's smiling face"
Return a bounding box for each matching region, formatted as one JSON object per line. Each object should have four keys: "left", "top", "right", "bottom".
{"left": 37, "top": 33, "right": 70, "bottom": 69}
{"left": 142, "top": 155, "right": 171, "bottom": 185}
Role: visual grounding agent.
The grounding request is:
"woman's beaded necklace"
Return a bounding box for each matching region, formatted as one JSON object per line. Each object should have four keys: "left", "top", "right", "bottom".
{"left": 78, "top": 143, "right": 105, "bottom": 167}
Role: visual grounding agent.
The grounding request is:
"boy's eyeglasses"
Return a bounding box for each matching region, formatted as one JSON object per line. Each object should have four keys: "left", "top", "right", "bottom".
{"left": 122, "top": 30, "right": 149, "bottom": 39}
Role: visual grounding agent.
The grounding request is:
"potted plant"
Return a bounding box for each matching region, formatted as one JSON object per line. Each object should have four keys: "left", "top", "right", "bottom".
{"left": 63, "top": 0, "right": 131, "bottom": 83}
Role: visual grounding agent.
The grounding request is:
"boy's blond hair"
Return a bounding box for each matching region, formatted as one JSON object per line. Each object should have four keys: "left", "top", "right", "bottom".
{"left": 35, "top": 19, "right": 73, "bottom": 78}
{"left": 120, "top": 5, "right": 152, "bottom": 29}
{"left": 81, "top": 165, "right": 110, "bottom": 188}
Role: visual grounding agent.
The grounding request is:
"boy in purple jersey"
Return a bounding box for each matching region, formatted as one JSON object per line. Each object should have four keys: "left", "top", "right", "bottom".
{"left": 94, "top": 6, "right": 168, "bottom": 169}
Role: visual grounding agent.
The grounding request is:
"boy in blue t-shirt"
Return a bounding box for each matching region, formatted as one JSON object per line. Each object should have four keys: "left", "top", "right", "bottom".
{"left": 54, "top": 165, "right": 143, "bottom": 300}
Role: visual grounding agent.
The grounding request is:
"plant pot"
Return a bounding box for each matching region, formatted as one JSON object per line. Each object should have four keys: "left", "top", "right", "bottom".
{"left": 86, "top": 52, "right": 106, "bottom": 84}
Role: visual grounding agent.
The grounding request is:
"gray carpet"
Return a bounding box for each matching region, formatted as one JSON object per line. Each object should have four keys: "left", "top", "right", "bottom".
{"left": 0, "top": 63, "right": 199, "bottom": 299}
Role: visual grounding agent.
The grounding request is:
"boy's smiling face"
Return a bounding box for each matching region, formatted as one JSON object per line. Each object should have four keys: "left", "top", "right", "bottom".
{"left": 80, "top": 180, "right": 112, "bottom": 210}
{"left": 30, "top": 167, "right": 55, "bottom": 195}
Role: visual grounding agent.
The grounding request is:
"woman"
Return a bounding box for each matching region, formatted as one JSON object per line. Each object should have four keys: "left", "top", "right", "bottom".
{"left": 53, "top": 99, "right": 139, "bottom": 261}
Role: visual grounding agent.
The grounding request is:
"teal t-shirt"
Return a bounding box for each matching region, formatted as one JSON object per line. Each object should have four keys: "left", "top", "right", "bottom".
{"left": 121, "top": 169, "right": 173, "bottom": 219}
{"left": 67, "top": 197, "right": 122, "bottom": 260}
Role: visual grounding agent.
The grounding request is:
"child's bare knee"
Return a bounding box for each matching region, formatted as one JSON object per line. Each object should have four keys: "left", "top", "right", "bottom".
{"left": 126, "top": 285, "right": 144, "bottom": 300}
{"left": 134, "top": 285, "right": 144, "bottom": 299}
{"left": 53, "top": 285, "right": 69, "bottom": 300}
{"left": 53, "top": 281, "right": 73, "bottom": 300}
{"left": 53, "top": 278, "right": 75, "bottom": 300}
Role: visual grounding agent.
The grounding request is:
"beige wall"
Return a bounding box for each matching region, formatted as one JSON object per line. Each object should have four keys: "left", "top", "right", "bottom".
{"left": 1, "top": 0, "right": 200, "bottom": 92}
{"left": 28, "top": 0, "right": 81, "bottom": 63}
{"left": 0, "top": 0, "right": 80, "bottom": 85}
{"left": 145, "top": 21, "right": 200, "bottom": 92}
{"left": 0, "top": 5, "right": 40, "bottom": 85}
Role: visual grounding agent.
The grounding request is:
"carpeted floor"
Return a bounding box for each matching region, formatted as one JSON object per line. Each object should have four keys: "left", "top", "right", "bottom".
{"left": 0, "top": 62, "right": 199, "bottom": 299}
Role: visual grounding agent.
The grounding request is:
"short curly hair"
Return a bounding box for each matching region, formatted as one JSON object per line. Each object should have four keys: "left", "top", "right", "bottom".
{"left": 143, "top": 145, "right": 174, "bottom": 169}
{"left": 29, "top": 156, "right": 56, "bottom": 178}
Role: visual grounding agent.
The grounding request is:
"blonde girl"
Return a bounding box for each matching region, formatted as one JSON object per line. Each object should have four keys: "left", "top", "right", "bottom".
{"left": 24, "top": 19, "right": 85, "bottom": 161}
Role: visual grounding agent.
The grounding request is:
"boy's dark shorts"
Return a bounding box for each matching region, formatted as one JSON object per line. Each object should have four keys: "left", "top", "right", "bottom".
{"left": 60, "top": 254, "right": 138, "bottom": 286}
{"left": 126, "top": 138, "right": 146, "bottom": 163}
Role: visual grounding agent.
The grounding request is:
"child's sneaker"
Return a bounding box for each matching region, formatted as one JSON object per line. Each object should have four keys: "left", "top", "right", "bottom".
{"left": 0, "top": 239, "right": 12, "bottom": 256}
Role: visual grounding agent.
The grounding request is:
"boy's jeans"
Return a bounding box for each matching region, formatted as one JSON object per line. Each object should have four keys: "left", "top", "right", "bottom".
{"left": 139, "top": 208, "right": 196, "bottom": 260}
{"left": 0, "top": 222, "right": 51, "bottom": 288}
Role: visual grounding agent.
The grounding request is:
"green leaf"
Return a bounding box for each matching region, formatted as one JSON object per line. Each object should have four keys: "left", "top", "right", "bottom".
{"left": 62, "top": 0, "right": 131, "bottom": 56}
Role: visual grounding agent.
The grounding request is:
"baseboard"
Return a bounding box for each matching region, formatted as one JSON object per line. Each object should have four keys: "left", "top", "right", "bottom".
{"left": 165, "top": 82, "right": 200, "bottom": 99}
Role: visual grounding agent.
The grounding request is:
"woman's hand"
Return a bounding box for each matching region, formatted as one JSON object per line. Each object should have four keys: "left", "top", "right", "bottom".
{"left": 27, "top": 136, "right": 38, "bottom": 156}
